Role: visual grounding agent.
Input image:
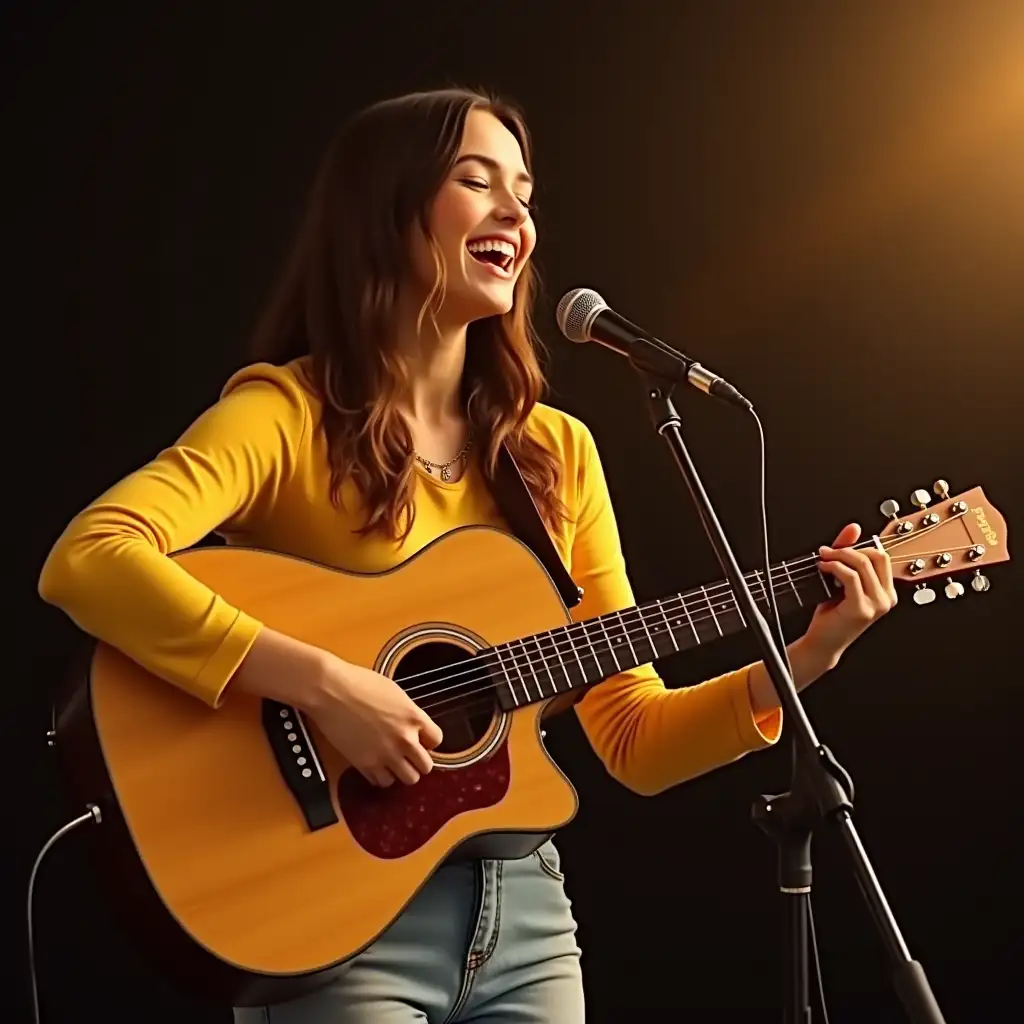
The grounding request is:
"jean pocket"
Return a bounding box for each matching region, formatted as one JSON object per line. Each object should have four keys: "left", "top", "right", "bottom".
{"left": 534, "top": 839, "right": 565, "bottom": 881}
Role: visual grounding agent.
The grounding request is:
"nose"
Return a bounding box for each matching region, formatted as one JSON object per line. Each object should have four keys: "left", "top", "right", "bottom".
{"left": 493, "top": 188, "right": 528, "bottom": 227}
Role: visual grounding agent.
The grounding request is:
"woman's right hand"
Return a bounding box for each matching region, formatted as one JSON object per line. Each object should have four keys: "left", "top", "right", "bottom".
{"left": 230, "top": 627, "right": 443, "bottom": 787}
{"left": 308, "top": 657, "right": 444, "bottom": 787}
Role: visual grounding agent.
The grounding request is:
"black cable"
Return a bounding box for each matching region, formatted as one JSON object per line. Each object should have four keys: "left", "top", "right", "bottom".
{"left": 27, "top": 804, "right": 103, "bottom": 1024}
{"left": 749, "top": 408, "right": 830, "bottom": 1023}
{"left": 808, "top": 895, "right": 831, "bottom": 1024}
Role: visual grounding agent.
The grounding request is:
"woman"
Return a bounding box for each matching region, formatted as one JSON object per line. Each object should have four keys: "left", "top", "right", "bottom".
{"left": 39, "top": 88, "right": 896, "bottom": 1023}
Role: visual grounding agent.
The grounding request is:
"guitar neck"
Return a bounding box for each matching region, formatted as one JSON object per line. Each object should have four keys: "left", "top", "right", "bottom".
{"left": 490, "top": 554, "right": 837, "bottom": 710}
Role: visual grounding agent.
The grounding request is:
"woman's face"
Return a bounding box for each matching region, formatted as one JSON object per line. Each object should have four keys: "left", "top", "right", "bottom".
{"left": 411, "top": 108, "right": 536, "bottom": 325}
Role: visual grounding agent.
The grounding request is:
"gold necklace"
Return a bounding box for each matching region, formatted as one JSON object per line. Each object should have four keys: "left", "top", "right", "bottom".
{"left": 413, "top": 432, "right": 474, "bottom": 482}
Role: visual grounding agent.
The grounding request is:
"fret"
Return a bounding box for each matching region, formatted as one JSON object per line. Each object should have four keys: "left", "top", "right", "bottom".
{"left": 585, "top": 617, "right": 621, "bottom": 679}
{"left": 552, "top": 632, "right": 574, "bottom": 691}
{"left": 816, "top": 562, "right": 832, "bottom": 598}
{"left": 512, "top": 638, "right": 540, "bottom": 702}
{"left": 492, "top": 644, "right": 519, "bottom": 707}
{"left": 615, "top": 610, "right": 639, "bottom": 665}
{"left": 531, "top": 632, "right": 561, "bottom": 697}
{"left": 656, "top": 598, "right": 680, "bottom": 652}
{"left": 635, "top": 606, "right": 660, "bottom": 662}
{"left": 701, "top": 586, "right": 723, "bottom": 637}
{"left": 578, "top": 619, "right": 606, "bottom": 680}
{"left": 597, "top": 616, "right": 623, "bottom": 673}
{"left": 780, "top": 560, "right": 802, "bottom": 606}
{"left": 732, "top": 587, "right": 747, "bottom": 628}
{"left": 680, "top": 594, "right": 700, "bottom": 644}
{"left": 567, "top": 626, "right": 589, "bottom": 687}
{"left": 552, "top": 631, "right": 575, "bottom": 692}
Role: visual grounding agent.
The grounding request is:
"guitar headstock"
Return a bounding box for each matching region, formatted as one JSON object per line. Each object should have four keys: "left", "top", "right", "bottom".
{"left": 880, "top": 480, "right": 1009, "bottom": 604}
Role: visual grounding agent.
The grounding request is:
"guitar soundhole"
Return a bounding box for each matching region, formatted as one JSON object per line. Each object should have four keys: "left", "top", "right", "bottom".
{"left": 393, "top": 641, "right": 495, "bottom": 755}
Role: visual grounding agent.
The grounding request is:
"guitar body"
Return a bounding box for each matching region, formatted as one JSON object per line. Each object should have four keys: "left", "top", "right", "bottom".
{"left": 54, "top": 527, "right": 580, "bottom": 1007}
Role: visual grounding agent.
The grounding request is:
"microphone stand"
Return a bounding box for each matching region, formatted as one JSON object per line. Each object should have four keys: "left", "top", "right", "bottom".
{"left": 632, "top": 357, "right": 946, "bottom": 1024}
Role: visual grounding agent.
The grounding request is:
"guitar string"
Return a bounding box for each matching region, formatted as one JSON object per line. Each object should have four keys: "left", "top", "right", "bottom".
{"left": 411, "top": 544, "right": 976, "bottom": 721}
{"left": 410, "top": 541, "right": 980, "bottom": 718}
{"left": 412, "top": 559, "right": 865, "bottom": 718}
{"left": 393, "top": 514, "right": 969, "bottom": 695}
{"left": 413, "top": 565, "right": 824, "bottom": 719}
{"left": 397, "top": 516, "right": 972, "bottom": 702}
{"left": 408, "top": 561, "right": 822, "bottom": 705}
{"left": 397, "top": 543, "right": 856, "bottom": 697}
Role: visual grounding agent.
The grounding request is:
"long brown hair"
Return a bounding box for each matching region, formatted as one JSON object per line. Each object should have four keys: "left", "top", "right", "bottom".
{"left": 249, "top": 87, "right": 566, "bottom": 540}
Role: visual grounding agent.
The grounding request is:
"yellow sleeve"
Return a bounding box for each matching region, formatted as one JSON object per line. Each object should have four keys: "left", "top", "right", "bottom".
{"left": 570, "top": 425, "right": 782, "bottom": 796}
{"left": 37, "top": 364, "right": 310, "bottom": 708}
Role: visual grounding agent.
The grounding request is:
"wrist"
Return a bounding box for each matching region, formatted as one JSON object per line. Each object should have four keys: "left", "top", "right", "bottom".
{"left": 789, "top": 634, "right": 839, "bottom": 686}
{"left": 299, "top": 648, "right": 351, "bottom": 714}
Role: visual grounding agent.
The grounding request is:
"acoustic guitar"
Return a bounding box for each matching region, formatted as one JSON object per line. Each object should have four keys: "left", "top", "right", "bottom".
{"left": 52, "top": 481, "right": 1008, "bottom": 1006}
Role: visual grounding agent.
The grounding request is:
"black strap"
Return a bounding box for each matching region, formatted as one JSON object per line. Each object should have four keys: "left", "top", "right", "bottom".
{"left": 490, "top": 443, "right": 582, "bottom": 610}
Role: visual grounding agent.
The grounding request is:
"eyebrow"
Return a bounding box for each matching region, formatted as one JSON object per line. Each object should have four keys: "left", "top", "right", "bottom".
{"left": 454, "top": 153, "right": 533, "bottom": 186}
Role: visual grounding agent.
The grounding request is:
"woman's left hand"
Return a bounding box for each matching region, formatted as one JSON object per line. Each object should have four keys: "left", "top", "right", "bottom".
{"left": 802, "top": 522, "right": 898, "bottom": 671}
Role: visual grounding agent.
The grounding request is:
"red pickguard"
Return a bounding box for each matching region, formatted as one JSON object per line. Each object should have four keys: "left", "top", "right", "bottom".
{"left": 336, "top": 742, "right": 511, "bottom": 858}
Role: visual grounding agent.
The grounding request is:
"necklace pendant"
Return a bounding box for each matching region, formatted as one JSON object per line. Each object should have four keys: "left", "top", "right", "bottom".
{"left": 441, "top": 465, "right": 452, "bottom": 482}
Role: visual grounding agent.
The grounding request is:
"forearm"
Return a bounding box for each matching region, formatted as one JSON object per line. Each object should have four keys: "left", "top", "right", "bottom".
{"left": 39, "top": 521, "right": 262, "bottom": 707}
{"left": 228, "top": 627, "right": 338, "bottom": 712}
{"left": 746, "top": 635, "right": 838, "bottom": 715}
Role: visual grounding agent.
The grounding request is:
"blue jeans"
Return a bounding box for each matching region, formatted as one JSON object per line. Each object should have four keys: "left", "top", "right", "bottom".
{"left": 233, "top": 840, "right": 584, "bottom": 1023}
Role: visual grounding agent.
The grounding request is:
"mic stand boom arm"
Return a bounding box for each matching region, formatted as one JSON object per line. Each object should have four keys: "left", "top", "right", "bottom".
{"left": 636, "top": 366, "right": 946, "bottom": 1024}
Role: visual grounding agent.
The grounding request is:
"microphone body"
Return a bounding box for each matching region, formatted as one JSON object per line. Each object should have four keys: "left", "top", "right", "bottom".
{"left": 555, "top": 288, "right": 752, "bottom": 410}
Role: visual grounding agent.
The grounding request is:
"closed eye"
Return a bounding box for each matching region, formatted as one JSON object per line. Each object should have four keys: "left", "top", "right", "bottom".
{"left": 460, "top": 177, "right": 534, "bottom": 214}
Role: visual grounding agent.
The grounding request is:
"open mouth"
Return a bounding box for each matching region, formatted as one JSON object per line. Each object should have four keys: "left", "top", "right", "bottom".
{"left": 466, "top": 239, "right": 516, "bottom": 275}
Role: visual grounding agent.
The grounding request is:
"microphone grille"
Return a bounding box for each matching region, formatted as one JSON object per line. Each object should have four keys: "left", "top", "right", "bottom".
{"left": 555, "top": 288, "right": 606, "bottom": 343}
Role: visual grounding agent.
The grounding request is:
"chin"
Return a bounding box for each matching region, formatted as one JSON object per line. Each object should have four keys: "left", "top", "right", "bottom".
{"left": 453, "top": 286, "right": 516, "bottom": 323}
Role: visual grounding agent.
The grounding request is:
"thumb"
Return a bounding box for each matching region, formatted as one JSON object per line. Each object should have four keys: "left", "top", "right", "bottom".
{"left": 419, "top": 715, "right": 444, "bottom": 749}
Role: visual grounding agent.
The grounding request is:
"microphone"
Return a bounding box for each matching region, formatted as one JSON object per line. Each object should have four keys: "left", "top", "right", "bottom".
{"left": 555, "top": 288, "right": 752, "bottom": 410}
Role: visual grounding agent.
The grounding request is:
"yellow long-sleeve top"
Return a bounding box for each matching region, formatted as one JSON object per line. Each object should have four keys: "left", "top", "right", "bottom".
{"left": 38, "top": 359, "right": 781, "bottom": 796}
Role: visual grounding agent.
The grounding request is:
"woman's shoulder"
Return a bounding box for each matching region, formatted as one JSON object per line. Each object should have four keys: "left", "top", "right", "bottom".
{"left": 221, "top": 356, "right": 319, "bottom": 407}
{"left": 525, "top": 400, "right": 597, "bottom": 462}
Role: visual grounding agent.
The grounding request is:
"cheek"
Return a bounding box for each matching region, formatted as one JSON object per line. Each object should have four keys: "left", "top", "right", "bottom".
{"left": 520, "top": 221, "right": 538, "bottom": 261}
{"left": 428, "top": 188, "right": 478, "bottom": 252}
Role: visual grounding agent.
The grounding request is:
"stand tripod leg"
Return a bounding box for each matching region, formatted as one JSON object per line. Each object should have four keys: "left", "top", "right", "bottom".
{"left": 784, "top": 891, "right": 812, "bottom": 1024}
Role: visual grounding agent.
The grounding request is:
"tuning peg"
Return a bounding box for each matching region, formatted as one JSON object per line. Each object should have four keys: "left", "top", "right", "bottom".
{"left": 880, "top": 498, "right": 914, "bottom": 534}
{"left": 913, "top": 584, "right": 936, "bottom": 606}
{"left": 971, "top": 570, "right": 991, "bottom": 593}
{"left": 944, "top": 577, "right": 965, "bottom": 600}
{"left": 910, "top": 489, "right": 932, "bottom": 509}
{"left": 933, "top": 479, "right": 950, "bottom": 499}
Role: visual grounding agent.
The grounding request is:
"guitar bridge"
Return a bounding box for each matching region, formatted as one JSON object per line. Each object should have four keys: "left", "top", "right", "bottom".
{"left": 261, "top": 700, "right": 338, "bottom": 831}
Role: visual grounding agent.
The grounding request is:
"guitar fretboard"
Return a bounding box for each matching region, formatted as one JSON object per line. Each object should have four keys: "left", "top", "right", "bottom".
{"left": 486, "top": 557, "right": 836, "bottom": 709}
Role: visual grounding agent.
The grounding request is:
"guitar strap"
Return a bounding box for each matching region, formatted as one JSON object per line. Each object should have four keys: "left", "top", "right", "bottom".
{"left": 490, "top": 442, "right": 583, "bottom": 610}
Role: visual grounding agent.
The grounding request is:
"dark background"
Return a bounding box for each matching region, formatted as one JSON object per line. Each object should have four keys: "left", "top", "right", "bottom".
{"left": 7, "top": 2, "right": 1023, "bottom": 1022}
